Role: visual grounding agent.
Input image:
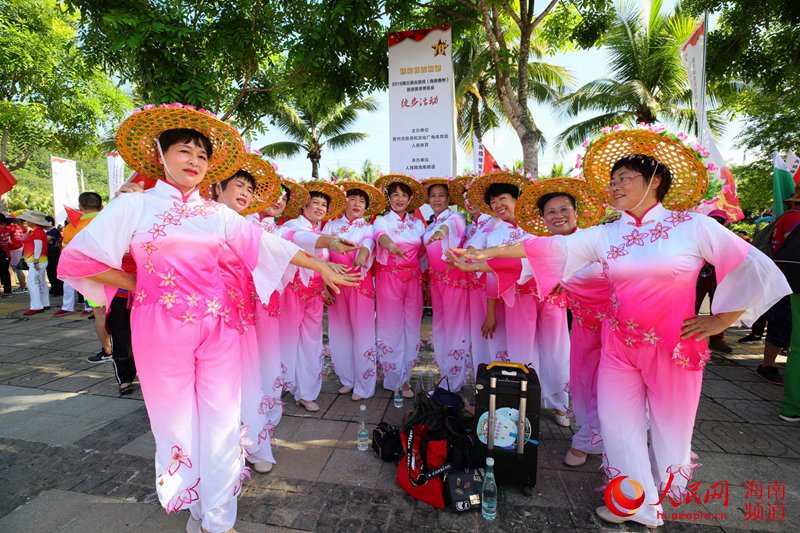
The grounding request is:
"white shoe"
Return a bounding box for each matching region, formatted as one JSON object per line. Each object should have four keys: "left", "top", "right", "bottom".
{"left": 554, "top": 412, "right": 571, "bottom": 427}
{"left": 351, "top": 393, "right": 364, "bottom": 401}
{"left": 596, "top": 506, "right": 658, "bottom": 529}
{"left": 338, "top": 385, "right": 353, "bottom": 394}
{"left": 296, "top": 399, "right": 320, "bottom": 412}
{"left": 251, "top": 460, "right": 274, "bottom": 474}
{"left": 185, "top": 516, "right": 202, "bottom": 533}
{"left": 564, "top": 448, "right": 587, "bottom": 467}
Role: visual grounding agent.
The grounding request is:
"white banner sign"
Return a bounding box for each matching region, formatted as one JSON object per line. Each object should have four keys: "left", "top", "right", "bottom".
{"left": 106, "top": 152, "right": 126, "bottom": 197}
{"left": 50, "top": 156, "right": 79, "bottom": 226}
{"left": 388, "top": 26, "right": 457, "bottom": 178}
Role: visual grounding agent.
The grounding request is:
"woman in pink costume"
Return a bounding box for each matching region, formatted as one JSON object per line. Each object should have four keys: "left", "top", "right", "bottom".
{"left": 58, "top": 104, "right": 356, "bottom": 533}
{"left": 421, "top": 178, "right": 470, "bottom": 390}
{"left": 372, "top": 174, "right": 427, "bottom": 397}
{"left": 324, "top": 181, "right": 385, "bottom": 400}
{"left": 450, "top": 127, "right": 790, "bottom": 528}
{"left": 278, "top": 181, "right": 355, "bottom": 412}
{"left": 449, "top": 175, "right": 501, "bottom": 372}
{"left": 515, "top": 178, "right": 608, "bottom": 467}
{"left": 463, "top": 172, "right": 570, "bottom": 426}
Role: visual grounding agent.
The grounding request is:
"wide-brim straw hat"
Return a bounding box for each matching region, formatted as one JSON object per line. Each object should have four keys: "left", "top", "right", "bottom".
{"left": 581, "top": 128, "right": 709, "bottom": 212}
{"left": 374, "top": 174, "right": 426, "bottom": 212}
{"left": 448, "top": 174, "right": 476, "bottom": 211}
{"left": 281, "top": 179, "right": 311, "bottom": 220}
{"left": 116, "top": 103, "right": 246, "bottom": 185}
{"left": 517, "top": 177, "right": 605, "bottom": 236}
{"left": 198, "top": 151, "right": 282, "bottom": 216}
{"left": 16, "top": 210, "right": 51, "bottom": 227}
{"left": 337, "top": 181, "right": 387, "bottom": 218}
{"left": 285, "top": 181, "right": 346, "bottom": 222}
{"left": 467, "top": 172, "right": 531, "bottom": 216}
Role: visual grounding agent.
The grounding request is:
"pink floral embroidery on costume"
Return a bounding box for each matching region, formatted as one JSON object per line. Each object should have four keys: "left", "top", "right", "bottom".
{"left": 450, "top": 365, "right": 462, "bottom": 376}
{"left": 648, "top": 222, "right": 671, "bottom": 242}
{"left": 624, "top": 318, "right": 639, "bottom": 330}
{"left": 141, "top": 241, "right": 157, "bottom": 254}
{"left": 697, "top": 348, "right": 712, "bottom": 368}
{"left": 590, "top": 430, "right": 603, "bottom": 447}
{"left": 144, "top": 261, "right": 156, "bottom": 274}
{"left": 667, "top": 462, "right": 701, "bottom": 482}
{"left": 205, "top": 297, "right": 221, "bottom": 317}
{"left": 165, "top": 478, "right": 200, "bottom": 513}
{"left": 448, "top": 348, "right": 467, "bottom": 361}
{"left": 135, "top": 288, "right": 147, "bottom": 303}
{"left": 665, "top": 210, "right": 691, "bottom": 226}
{"left": 258, "top": 422, "right": 277, "bottom": 444}
{"left": 158, "top": 291, "right": 179, "bottom": 310}
{"left": 166, "top": 445, "right": 193, "bottom": 476}
{"left": 501, "top": 228, "right": 526, "bottom": 245}
{"left": 148, "top": 224, "right": 167, "bottom": 239}
{"left": 623, "top": 228, "right": 648, "bottom": 247}
{"left": 495, "top": 351, "right": 510, "bottom": 362}
{"left": 156, "top": 211, "right": 182, "bottom": 226}
{"left": 239, "top": 425, "right": 255, "bottom": 459}
{"left": 375, "top": 338, "right": 394, "bottom": 357}
{"left": 258, "top": 395, "right": 281, "bottom": 414}
{"left": 363, "top": 367, "right": 376, "bottom": 380}
{"left": 606, "top": 244, "right": 628, "bottom": 260}
{"left": 185, "top": 293, "right": 201, "bottom": 307}
{"left": 672, "top": 343, "right": 691, "bottom": 368}
{"left": 642, "top": 327, "right": 663, "bottom": 346}
{"left": 158, "top": 268, "right": 182, "bottom": 288}
{"left": 233, "top": 467, "right": 252, "bottom": 497}
{"left": 179, "top": 310, "right": 195, "bottom": 324}
{"left": 600, "top": 453, "right": 621, "bottom": 480}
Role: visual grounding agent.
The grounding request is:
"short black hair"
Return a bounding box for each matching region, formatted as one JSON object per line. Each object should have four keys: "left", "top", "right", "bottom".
{"left": 484, "top": 182, "right": 520, "bottom": 205}
{"left": 346, "top": 188, "right": 370, "bottom": 209}
{"left": 214, "top": 170, "right": 255, "bottom": 200}
{"left": 0, "top": 215, "right": 9, "bottom": 225}
{"left": 78, "top": 192, "right": 103, "bottom": 210}
{"left": 158, "top": 128, "right": 213, "bottom": 159}
{"left": 309, "top": 190, "right": 331, "bottom": 208}
{"left": 281, "top": 184, "right": 291, "bottom": 205}
{"left": 45, "top": 216, "right": 55, "bottom": 225}
{"left": 537, "top": 192, "right": 577, "bottom": 213}
{"left": 387, "top": 182, "right": 413, "bottom": 198}
{"left": 610, "top": 154, "right": 672, "bottom": 202}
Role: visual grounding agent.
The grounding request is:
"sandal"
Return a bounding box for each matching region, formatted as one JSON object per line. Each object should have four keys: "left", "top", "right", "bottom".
{"left": 119, "top": 383, "right": 135, "bottom": 397}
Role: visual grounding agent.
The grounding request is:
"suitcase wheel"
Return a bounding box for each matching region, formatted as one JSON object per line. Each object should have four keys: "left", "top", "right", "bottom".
{"left": 523, "top": 485, "right": 534, "bottom": 496}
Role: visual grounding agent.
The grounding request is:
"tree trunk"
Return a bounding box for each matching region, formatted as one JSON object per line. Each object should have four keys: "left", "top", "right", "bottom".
{"left": 470, "top": 93, "right": 483, "bottom": 143}
{"left": 0, "top": 130, "right": 7, "bottom": 163}
{"left": 521, "top": 128, "right": 541, "bottom": 179}
{"left": 311, "top": 157, "right": 319, "bottom": 179}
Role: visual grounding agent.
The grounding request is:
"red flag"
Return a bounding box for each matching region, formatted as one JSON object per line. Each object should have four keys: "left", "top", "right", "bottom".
{"left": 0, "top": 161, "right": 18, "bottom": 195}
{"left": 65, "top": 206, "right": 83, "bottom": 227}
{"left": 793, "top": 166, "right": 800, "bottom": 186}
{"left": 482, "top": 147, "right": 501, "bottom": 174}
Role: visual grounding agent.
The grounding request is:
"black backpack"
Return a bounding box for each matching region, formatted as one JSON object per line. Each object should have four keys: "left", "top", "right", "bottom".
{"left": 773, "top": 224, "right": 800, "bottom": 293}
{"left": 752, "top": 220, "right": 778, "bottom": 258}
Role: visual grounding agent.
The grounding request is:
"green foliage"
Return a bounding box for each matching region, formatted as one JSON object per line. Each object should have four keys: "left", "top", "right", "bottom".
{"left": 685, "top": 1, "right": 800, "bottom": 154}
{"left": 0, "top": 0, "right": 130, "bottom": 170}
{"left": 730, "top": 160, "right": 773, "bottom": 216}
{"left": 729, "top": 221, "right": 755, "bottom": 238}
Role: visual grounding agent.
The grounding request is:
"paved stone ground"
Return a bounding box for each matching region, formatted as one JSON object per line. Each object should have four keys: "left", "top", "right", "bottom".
{"left": 0, "top": 290, "right": 798, "bottom": 532}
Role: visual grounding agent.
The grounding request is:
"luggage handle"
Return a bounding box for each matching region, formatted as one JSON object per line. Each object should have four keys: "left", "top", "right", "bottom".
{"left": 517, "top": 380, "right": 528, "bottom": 456}
{"left": 486, "top": 362, "right": 529, "bottom": 374}
{"left": 488, "top": 377, "right": 496, "bottom": 452}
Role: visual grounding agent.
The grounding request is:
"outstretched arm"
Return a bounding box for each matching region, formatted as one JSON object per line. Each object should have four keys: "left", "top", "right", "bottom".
{"left": 447, "top": 242, "right": 525, "bottom": 262}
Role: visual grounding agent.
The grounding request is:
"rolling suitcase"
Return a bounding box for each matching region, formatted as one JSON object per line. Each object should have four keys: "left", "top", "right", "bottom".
{"left": 472, "top": 362, "right": 540, "bottom": 494}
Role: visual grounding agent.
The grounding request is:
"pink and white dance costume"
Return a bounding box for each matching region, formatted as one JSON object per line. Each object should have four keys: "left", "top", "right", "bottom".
{"left": 463, "top": 213, "right": 501, "bottom": 371}
{"left": 278, "top": 215, "right": 328, "bottom": 403}
{"left": 323, "top": 214, "right": 378, "bottom": 398}
{"left": 373, "top": 210, "right": 425, "bottom": 391}
{"left": 520, "top": 204, "right": 790, "bottom": 526}
{"left": 424, "top": 209, "right": 470, "bottom": 390}
{"left": 487, "top": 221, "right": 570, "bottom": 412}
{"left": 58, "top": 180, "right": 300, "bottom": 532}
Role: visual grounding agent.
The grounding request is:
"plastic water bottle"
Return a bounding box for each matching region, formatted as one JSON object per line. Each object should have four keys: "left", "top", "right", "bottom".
{"left": 481, "top": 457, "right": 497, "bottom": 520}
{"left": 393, "top": 385, "right": 403, "bottom": 408}
{"left": 356, "top": 404, "right": 369, "bottom": 451}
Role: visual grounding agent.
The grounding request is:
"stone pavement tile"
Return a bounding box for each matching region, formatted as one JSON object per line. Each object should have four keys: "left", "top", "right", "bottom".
{"left": 324, "top": 393, "right": 388, "bottom": 424}
{"left": 536, "top": 438, "right": 578, "bottom": 471}
{"left": 5, "top": 367, "right": 78, "bottom": 388}
{"left": 84, "top": 376, "right": 127, "bottom": 397}
{"left": 334, "top": 421, "right": 359, "bottom": 450}
{"left": 381, "top": 404, "right": 407, "bottom": 426}
{"left": 701, "top": 379, "right": 761, "bottom": 401}
{"left": 272, "top": 442, "right": 333, "bottom": 481}
{"left": 501, "top": 466, "right": 572, "bottom": 509}
{"left": 44, "top": 368, "right": 115, "bottom": 392}
{"left": 282, "top": 392, "right": 337, "bottom": 419}
{"left": 0, "top": 385, "right": 77, "bottom": 414}
{"left": 58, "top": 340, "right": 105, "bottom": 353}
{"left": 73, "top": 405, "right": 150, "bottom": 452}
{"left": 690, "top": 452, "right": 782, "bottom": 486}
{"left": 117, "top": 430, "right": 155, "bottom": 458}
{"left": 0, "top": 319, "right": 54, "bottom": 335}
{"left": 555, "top": 469, "right": 605, "bottom": 528}
{"left": 0, "top": 347, "right": 59, "bottom": 363}
{"left": 732, "top": 380, "right": 785, "bottom": 405}
{"left": 0, "top": 362, "right": 36, "bottom": 382}
{"left": 696, "top": 398, "right": 745, "bottom": 422}
{"left": 272, "top": 414, "right": 305, "bottom": 443}
{"left": 291, "top": 418, "right": 349, "bottom": 448}
{"left": 317, "top": 448, "right": 382, "bottom": 488}
{"left": 694, "top": 421, "right": 799, "bottom": 458}
{"left": 375, "top": 459, "right": 403, "bottom": 492}
{"left": 714, "top": 399, "right": 792, "bottom": 426}
{"left": 723, "top": 353, "right": 768, "bottom": 368}
{"left": 715, "top": 484, "right": 794, "bottom": 531}
{"left": 0, "top": 333, "right": 43, "bottom": 348}
{"left": 756, "top": 424, "right": 800, "bottom": 458}
{"left": 706, "top": 366, "right": 761, "bottom": 382}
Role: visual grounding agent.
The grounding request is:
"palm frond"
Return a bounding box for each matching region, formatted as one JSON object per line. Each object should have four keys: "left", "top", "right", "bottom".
{"left": 324, "top": 132, "right": 369, "bottom": 150}
{"left": 260, "top": 141, "right": 305, "bottom": 158}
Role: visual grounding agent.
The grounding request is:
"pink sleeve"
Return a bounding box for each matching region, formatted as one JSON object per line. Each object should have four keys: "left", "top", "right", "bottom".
{"left": 487, "top": 257, "right": 523, "bottom": 304}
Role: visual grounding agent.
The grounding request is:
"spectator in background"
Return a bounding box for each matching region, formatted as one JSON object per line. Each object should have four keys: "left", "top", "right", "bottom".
{"left": 16, "top": 210, "right": 51, "bottom": 315}
{"left": 44, "top": 216, "right": 63, "bottom": 296}
{"left": 8, "top": 215, "right": 26, "bottom": 291}
{"left": 0, "top": 215, "right": 13, "bottom": 297}
{"left": 695, "top": 210, "right": 733, "bottom": 353}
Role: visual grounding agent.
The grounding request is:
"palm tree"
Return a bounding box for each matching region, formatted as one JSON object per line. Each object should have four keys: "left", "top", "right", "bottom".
{"left": 556, "top": 0, "right": 705, "bottom": 151}
{"left": 547, "top": 162, "right": 572, "bottom": 178}
{"left": 260, "top": 95, "right": 377, "bottom": 179}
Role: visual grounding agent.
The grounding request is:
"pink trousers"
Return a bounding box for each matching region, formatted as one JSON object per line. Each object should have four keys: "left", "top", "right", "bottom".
{"left": 328, "top": 286, "right": 377, "bottom": 398}
{"left": 534, "top": 299, "right": 570, "bottom": 412}
{"left": 598, "top": 332, "right": 703, "bottom": 527}
{"left": 279, "top": 289, "right": 324, "bottom": 402}
{"left": 468, "top": 288, "right": 491, "bottom": 372}
{"left": 569, "top": 324, "right": 602, "bottom": 454}
{"left": 487, "top": 299, "right": 508, "bottom": 363}
{"left": 375, "top": 270, "right": 422, "bottom": 391}
{"left": 429, "top": 280, "right": 470, "bottom": 390}
{"left": 131, "top": 305, "right": 242, "bottom": 533}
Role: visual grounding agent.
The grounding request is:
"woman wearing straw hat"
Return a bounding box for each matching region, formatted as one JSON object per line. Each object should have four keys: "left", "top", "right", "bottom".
{"left": 465, "top": 172, "right": 571, "bottom": 426}
{"left": 449, "top": 126, "right": 790, "bottom": 528}
{"left": 323, "top": 181, "right": 386, "bottom": 400}
{"left": 372, "top": 174, "right": 426, "bottom": 397}
{"left": 278, "top": 181, "right": 355, "bottom": 412}
{"left": 421, "top": 177, "right": 471, "bottom": 390}
{"left": 17, "top": 210, "right": 52, "bottom": 315}
{"left": 450, "top": 174, "right": 501, "bottom": 373}
{"left": 515, "top": 178, "right": 608, "bottom": 467}
{"left": 58, "top": 103, "right": 357, "bottom": 533}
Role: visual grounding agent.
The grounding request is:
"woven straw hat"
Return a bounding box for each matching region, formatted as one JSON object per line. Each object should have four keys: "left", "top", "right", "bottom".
{"left": 466, "top": 172, "right": 531, "bottom": 216}
{"left": 581, "top": 128, "right": 709, "bottom": 211}
{"left": 288, "top": 181, "right": 346, "bottom": 222}
{"left": 517, "top": 177, "right": 605, "bottom": 236}
{"left": 281, "top": 179, "right": 311, "bottom": 219}
{"left": 198, "top": 150, "right": 282, "bottom": 216}
{"left": 337, "top": 181, "right": 387, "bottom": 218}
{"left": 448, "top": 175, "right": 476, "bottom": 211}
{"left": 116, "top": 103, "right": 246, "bottom": 185}
{"left": 374, "top": 174, "right": 426, "bottom": 212}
